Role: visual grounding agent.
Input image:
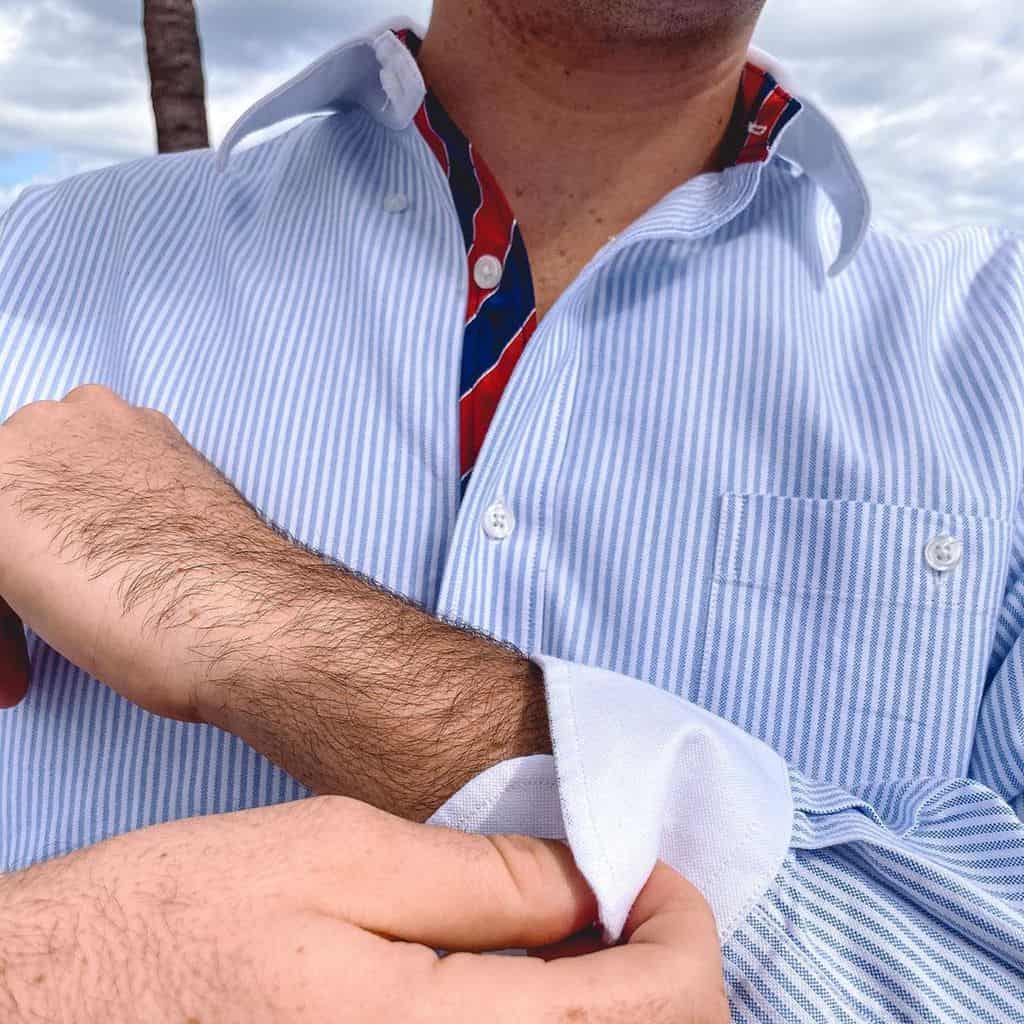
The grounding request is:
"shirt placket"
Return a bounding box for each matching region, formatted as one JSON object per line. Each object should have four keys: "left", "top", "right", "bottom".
{"left": 435, "top": 296, "right": 585, "bottom": 654}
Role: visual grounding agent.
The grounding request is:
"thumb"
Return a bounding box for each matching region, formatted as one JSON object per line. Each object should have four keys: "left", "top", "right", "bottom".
{"left": 0, "top": 598, "right": 31, "bottom": 709}
{"left": 300, "top": 799, "right": 597, "bottom": 951}
{"left": 427, "top": 862, "right": 729, "bottom": 1024}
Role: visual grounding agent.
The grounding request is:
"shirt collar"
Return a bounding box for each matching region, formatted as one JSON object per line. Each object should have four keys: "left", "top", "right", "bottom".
{"left": 217, "top": 18, "right": 870, "bottom": 277}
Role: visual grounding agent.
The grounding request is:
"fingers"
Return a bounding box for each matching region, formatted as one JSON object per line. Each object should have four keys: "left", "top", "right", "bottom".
{"left": 430, "top": 862, "right": 728, "bottom": 1024}
{"left": 624, "top": 860, "right": 721, "bottom": 952}
{"left": 303, "top": 798, "right": 727, "bottom": 1022}
{"left": 224, "top": 800, "right": 727, "bottom": 1022}
{"left": 298, "top": 797, "right": 597, "bottom": 952}
{"left": 0, "top": 598, "right": 30, "bottom": 709}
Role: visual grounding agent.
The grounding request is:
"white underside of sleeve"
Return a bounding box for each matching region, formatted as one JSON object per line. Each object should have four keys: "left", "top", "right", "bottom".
{"left": 429, "top": 655, "right": 794, "bottom": 942}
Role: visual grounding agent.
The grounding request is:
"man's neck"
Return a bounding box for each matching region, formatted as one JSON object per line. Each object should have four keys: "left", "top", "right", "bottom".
{"left": 418, "top": 0, "right": 760, "bottom": 317}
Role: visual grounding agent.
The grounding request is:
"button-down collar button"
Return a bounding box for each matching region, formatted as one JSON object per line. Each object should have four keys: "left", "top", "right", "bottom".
{"left": 482, "top": 501, "right": 515, "bottom": 541}
{"left": 473, "top": 254, "right": 503, "bottom": 291}
{"left": 379, "top": 67, "right": 402, "bottom": 101}
{"left": 925, "top": 533, "right": 963, "bottom": 573}
{"left": 382, "top": 192, "right": 409, "bottom": 213}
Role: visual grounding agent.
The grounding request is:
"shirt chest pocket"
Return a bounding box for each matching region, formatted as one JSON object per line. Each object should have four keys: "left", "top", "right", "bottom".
{"left": 695, "top": 494, "right": 1010, "bottom": 788}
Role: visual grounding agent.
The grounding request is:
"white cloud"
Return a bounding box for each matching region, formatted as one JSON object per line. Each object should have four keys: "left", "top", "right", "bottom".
{"left": 754, "top": 0, "right": 1023, "bottom": 232}
{"left": 0, "top": 0, "right": 1020, "bottom": 234}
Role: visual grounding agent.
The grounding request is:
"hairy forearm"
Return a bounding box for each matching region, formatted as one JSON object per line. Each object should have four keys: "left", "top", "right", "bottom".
{"left": 0, "top": 861, "right": 116, "bottom": 1024}
{"left": 193, "top": 534, "right": 552, "bottom": 821}
{"left": 0, "top": 394, "right": 549, "bottom": 822}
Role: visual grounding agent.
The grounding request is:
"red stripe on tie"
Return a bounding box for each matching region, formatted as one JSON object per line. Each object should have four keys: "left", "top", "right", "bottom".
{"left": 736, "top": 79, "right": 797, "bottom": 165}
{"left": 415, "top": 104, "right": 451, "bottom": 177}
{"left": 459, "top": 310, "right": 537, "bottom": 478}
{"left": 464, "top": 146, "right": 514, "bottom": 323}
{"left": 401, "top": 27, "right": 539, "bottom": 487}
{"left": 740, "top": 63, "right": 767, "bottom": 116}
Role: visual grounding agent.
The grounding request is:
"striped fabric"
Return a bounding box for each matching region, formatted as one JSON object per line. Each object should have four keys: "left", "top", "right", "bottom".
{"left": 2, "top": 17, "right": 1024, "bottom": 1020}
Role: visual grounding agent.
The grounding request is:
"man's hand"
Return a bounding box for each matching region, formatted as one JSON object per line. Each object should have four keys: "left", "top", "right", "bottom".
{"left": 0, "top": 385, "right": 283, "bottom": 720}
{"left": 0, "top": 797, "right": 730, "bottom": 1024}
{"left": 0, "top": 385, "right": 550, "bottom": 819}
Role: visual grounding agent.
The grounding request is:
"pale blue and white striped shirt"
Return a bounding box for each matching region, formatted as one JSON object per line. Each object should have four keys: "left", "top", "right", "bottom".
{"left": 2, "top": 18, "right": 1024, "bottom": 1021}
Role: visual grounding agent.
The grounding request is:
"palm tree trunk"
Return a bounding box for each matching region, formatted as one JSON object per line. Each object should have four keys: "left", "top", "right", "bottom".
{"left": 143, "top": 0, "right": 210, "bottom": 153}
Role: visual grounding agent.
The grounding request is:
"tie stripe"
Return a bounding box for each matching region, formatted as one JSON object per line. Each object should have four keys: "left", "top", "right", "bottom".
{"left": 736, "top": 65, "right": 803, "bottom": 165}
{"left": 412, "top": 102, "right": 450, "bottom": 176}
{"left": 402, "top": 30, "right": 539, "bottom": 491}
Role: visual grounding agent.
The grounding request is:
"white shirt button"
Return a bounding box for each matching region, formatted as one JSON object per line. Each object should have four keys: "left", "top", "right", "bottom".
{"left": 382, "top": 192, "right": 409, "bottom": 214}
{"left": 473, "top": 254, "right": 504, "bottom": 290}
{"left": 925, "top": 533, "right": 963, "bottom": 573}
{"left": 482, "top": 501, "right": 515, "bottom": 541}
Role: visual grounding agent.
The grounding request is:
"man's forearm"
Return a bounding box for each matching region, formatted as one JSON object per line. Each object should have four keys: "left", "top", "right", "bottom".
{"left": 193, "top": 536, "right": 552, "bottom": 821}
{"left": 0, "top": 386, "right": 549, "bottom": 821}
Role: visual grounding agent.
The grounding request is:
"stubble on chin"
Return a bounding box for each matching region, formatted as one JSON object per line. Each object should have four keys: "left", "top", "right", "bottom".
{"left": 488, "top": 0, "right": 766, "bottom": 47}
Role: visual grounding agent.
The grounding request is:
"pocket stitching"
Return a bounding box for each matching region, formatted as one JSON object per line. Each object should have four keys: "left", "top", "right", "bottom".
{"left": 727, "top": 493, "right": 749, "bottom": 582}
{"left": 714, "top": 574, "right": 999, "bottom": 616}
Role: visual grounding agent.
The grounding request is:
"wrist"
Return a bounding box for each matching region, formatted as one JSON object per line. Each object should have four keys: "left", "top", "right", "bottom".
{"left": 194, "top": 558, "right": 553, "bottom": 816}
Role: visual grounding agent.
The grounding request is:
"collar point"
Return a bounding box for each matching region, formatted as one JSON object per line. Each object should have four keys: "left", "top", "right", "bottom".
{"left": 214, "top": 19, "right": 426, "bottom": 164}
{"left": 373, "top": 29, "right": 426, "bottom": 129}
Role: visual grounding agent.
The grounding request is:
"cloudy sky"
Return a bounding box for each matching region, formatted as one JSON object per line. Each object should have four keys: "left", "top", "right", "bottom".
{"left": 1, "top": 0, "right": 1021, "bottom": 232}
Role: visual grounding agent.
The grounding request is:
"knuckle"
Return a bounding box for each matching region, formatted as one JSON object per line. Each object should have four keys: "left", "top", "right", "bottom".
{"left": 142, "top": 406, "right": 178, "bottom": 432}
{"left": 286, "top": 794, "right": 392, "bottom": 853}
{"left": 292, "top": 793, "right": 368, "bottom": 826}
{"left": 63, "top": 383, "right": 119, "bottom": 404}
{"left": 482, "top": 833, "right": 547, "bottom": 908}
{"left": 2, "top": 398, "right": 59, "bottom": 429}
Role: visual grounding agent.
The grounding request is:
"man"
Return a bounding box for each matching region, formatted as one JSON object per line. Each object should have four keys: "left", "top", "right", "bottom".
{"left": 1, "top": 0, "right": 1023, "bottom": 1019}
